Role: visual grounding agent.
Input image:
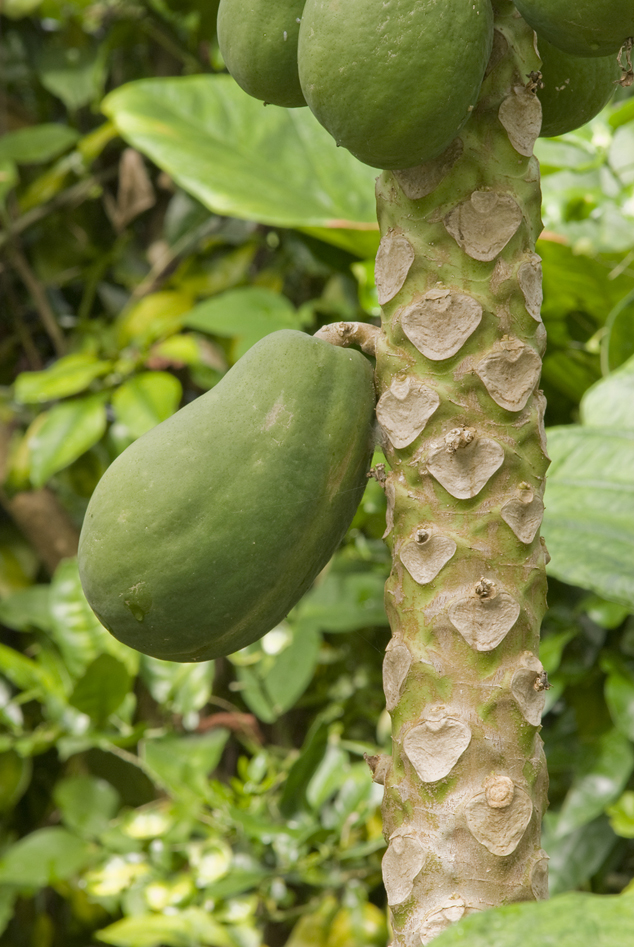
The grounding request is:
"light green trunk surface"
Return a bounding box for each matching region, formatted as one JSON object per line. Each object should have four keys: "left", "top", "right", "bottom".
{"left": 372, "top": 4, "right": 550, "bottom": 943}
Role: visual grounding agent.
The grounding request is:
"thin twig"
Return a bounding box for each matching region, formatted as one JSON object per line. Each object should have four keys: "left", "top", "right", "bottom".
{"left": 8, "top": 247, "right": 66, "bottom": 356}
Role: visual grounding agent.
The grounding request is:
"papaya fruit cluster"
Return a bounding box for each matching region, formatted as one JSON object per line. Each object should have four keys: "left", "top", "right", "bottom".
{"left": 79, "top": 332, "right": 376, "bottom": 662}
{"left": 217, "top": 0, "right": 630, "bottom": 167}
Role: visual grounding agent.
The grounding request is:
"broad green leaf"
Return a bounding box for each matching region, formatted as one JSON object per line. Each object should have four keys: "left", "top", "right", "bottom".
{"left": 183, "top": 286, "right": 303, "bottom": 358}
{"left": 0, "top": 751, "right": 31, "bottom": 812}
{"left": 96, "top": 907, "right": 233, "bottom": 947}
{"left": 28, "top": 393, "right": 107, "bottom": 487}
{"left": 140, "top": 656, "right": 214, "bottom": 716}
{"left": 102, "top": 76, "right": 377, "bottom": 231}
{"left": 607, "top": 791, "right": 634, "bottom": 839}
{"left": 69, "top": 654, "right": 131, "bottom": 725}
{"left": 235, "top": 625, "right": 321, "bottom": 723}
{"left": 0, "top": 124, "right": 79, "bottom": 164}
{"left": 605, "top": 670, "right": 634, "bottom": 741}
{"left": 581, "top": 355, "right": 634, "bottom": 431}
{"left": 141, "top": 730, "right": 229, "bottom": 800}
{"left": 0, "top": 585, "right": 52, "bottom": 634}
{"left": 54, "top": 775, "right": 120, "bottom": 839}
{"left": 116, "top": 290, "right": 194, "bottom": 348}
{"left": 0, "top": 642, "right": 64, "bottom": 702}
{"left": 1, "top": 0, "right": 43, "bottom": 18}
{"left": 50, "top": 558, "right": 139, "bottom": 678}
{"left": 111, "top": 372, "right": 182, "bottom": 438}
{"left": 603, "top": 298, "right": 634, "bottom": 373}
{"left": 544, "top": 815, "right": 617, "bottom": 895}
{"left": 432, "top": 892, "right": 634, "bottom": 947}
{"left": 280, "top": 720, "right": 329, "bottom": 817}
{"left": 306, "top": 744, "right": 349, "bottom": 810}
{"left": 14, "top": 353, "right": 112, "bottom": 403}
{"left": 555, "top": 729, "right": 634, "bottom": 837}
{"left": 294, "top": 570, "right": 388, "bottom": 633}
{"left": 38, "top": 44, "right": 106, "bottom": 111}
{"left": 543, "top": 426, "right": 634, "bottom": 609}
{"left": 0, "top": 827, "right": 93, "bottom": 887}
{"left": 0, "top": 159, "right": 18, "bottom": 206}
{"left": 262, "top": 624, "right": 321, "bottom": 717}
{"left": 0, "top": 887, "right": 16, "bottom": 939}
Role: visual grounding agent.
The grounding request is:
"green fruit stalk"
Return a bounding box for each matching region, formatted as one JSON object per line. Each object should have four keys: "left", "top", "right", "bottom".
{"left": 366, "top": 4, "right": 549, "bottom": 941}
{"left": 78, "top": 331, "right": 375, "bottom": 662}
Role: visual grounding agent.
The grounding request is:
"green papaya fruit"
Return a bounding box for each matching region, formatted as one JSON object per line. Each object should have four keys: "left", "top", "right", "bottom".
{"left": 538, "top": 37, "right": 619, "bottom": 138}
{"left": 514, "top": 0, "right": 634, "bottom": 58}
{"left": 297, "top": 0, "right": 493, "bottom": 170}
{"left": 78, "top": 331, "right": 375, "bottom": 663}
{"left": 217, "top": 0, "right": 306, "bottom": 108}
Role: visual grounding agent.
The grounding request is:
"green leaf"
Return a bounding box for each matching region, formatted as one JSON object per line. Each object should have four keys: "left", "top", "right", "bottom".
{"left": 0, "top": 124, "right": 79, "bottom": 164}
{"left": 235, "top": 625, "right": 321, "bottom": 723}
{"left": 50, "top": 558, "right": 139, "bottom": 678}
{"left": 0, "top": 751, "right": 31, "bottom": 812}
{"left": 605, "top": 670, "right": 634, "bottom": 741}
{"left": 603, "top": 297, "right": 634, "bottom": 373}
{"left": 141, "top": 730, "right": 229, "bottom": 800}
{"left": 543, "top": 426, "right": 634, "bottom": 609}
{"left": 14, "top": 353, "right": 113, "bottom": 404}
{"left": 95, "top": 908, "right": 233, "bottom": 947}
{"left": 102, "top": 75, "right": 377, "bottom": 231}
{"left": 183, "top": 287, "right": 303, "bottom": 359}
{"left": 555, "top": 729, "right": 634, "bottom": 837}
{"left": 68, "top": 654, "right": 131, "bottom": 725}
{"left": 294, "top": 570, "right": 388, "bottom": 633}
{"left": 280, "top": 719, "right": 329, "bottom": 817}
{"left": 0, "top": 0, "right": 43, "bottom": 19}
{"left": 544, "top": 815, "right": 617, "bottom": 895}
{"left": 115, "top": 291, "right": 194, "bottom": 349}
{"left": 38, "top": 44, "right": 107, "bottom": 111}
{"left": 0, "top": 642, "right": 64, "bottom": 703}
{"left": 0, "top": 585, "right": 52, "bottom": 633}
{"left": 27, "top": 394, "right": 107, "bottom": 487}
{"left": 111, "top": 372, "right": 182, "bottom": 438}
{"left": 0, "top": 887, "right": 17, "bottom": 939}
{"left": 0, "top": 159, "right": 18, "bottom": 207}
{"left": 139, "top": 656, "right": 214, "bottom": 716}
{"left": 261, "top": 624, "right": 321, "bottom": 717}
{"left": 607, "top": 791, "right": 634, "bottom": 839}
{"left": 581, "top": 356, "right": 634, "bottom": 431}
{"left": 0, "top": 827, "right": 93, "bottom": 888}
{"left": 431, "top": 892, "right": 634, "bottom": 947}
{"left": 54, "top": 775, "right": 120, "bottom": 839}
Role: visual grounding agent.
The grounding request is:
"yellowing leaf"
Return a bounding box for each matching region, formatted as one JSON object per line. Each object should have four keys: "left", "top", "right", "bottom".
{"left": 116, "top": 291, "right": 193, "bottom": 348}
{"left": 14, "top": 353, "right": 112, "bottom": 404}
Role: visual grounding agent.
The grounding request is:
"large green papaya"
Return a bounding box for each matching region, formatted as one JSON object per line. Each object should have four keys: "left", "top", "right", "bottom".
{"left": 217, "top": 0, "right": 306, "bottom": 108}
{"left": 514, "top": 0, "right": 634, "bottom": 58}
{"left": 297, "top": 0, "right": 493, "bottom": 170}
{"left": 538, "top": 37, "right": 619, "bottom": 138}
{"left": 78, "top": 331, "right": 375, "bottom": 662}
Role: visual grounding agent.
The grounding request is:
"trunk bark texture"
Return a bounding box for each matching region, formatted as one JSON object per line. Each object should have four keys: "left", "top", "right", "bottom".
{"left": 373, "top": 5, "right": 550, "bottom": 943}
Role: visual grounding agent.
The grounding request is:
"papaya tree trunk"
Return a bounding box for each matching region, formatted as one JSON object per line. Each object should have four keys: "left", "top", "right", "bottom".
{"left": 373, "top": 4, "right": 550, "bottom": 942}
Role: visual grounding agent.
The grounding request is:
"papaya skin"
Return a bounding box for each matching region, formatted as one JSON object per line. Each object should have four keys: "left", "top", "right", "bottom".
{"left": 78, "top": 331, "right": 375, "bottom": 662}
{"left": 297, "top": 0, "right": 493, "bottom": 170}
{"left": 514, "top": 0, "right": 634, "bottom": 58}
{"left": 217, "top": 0, "right": 306, "bottom": 108}
{"left": 538, "top": 37, "right": 619, "bottom": 138}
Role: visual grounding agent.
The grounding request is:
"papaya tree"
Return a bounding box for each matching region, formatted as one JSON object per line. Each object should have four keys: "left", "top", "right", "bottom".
{"left": 75, "top": 0, "right": 634, "bottom": 944}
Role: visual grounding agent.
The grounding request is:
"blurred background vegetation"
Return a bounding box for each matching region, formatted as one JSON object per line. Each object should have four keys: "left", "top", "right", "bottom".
{"left": 1, "top": 2, "right": 634, "bottom": 946}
